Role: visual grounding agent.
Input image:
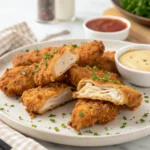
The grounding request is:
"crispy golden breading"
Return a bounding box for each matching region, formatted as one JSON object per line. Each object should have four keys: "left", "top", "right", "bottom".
{"left": 13, "top": 46, "right": 64, "bottom": 67}
{"left": 68, "top": 99, "right": 119, "bottom": 131}
{"left": 96, "top": 51, "right": 118, "bottom": 74}
{"left": 34, "top": 46, "right": 79, "bottom": 86}
{"left": 67, "top": 65, "right": 122, "bottom": 87}
{"left": 74, "top": 78, "right": 142, "bottom": 110}
{"left": 21, "top": 83, "right": 72, "bottom": 118}
{"left": 0, "top": 64, "right": 37, "bottom": 96}
{"left": 76, "top": 40, "right": 104, "bottom": 67}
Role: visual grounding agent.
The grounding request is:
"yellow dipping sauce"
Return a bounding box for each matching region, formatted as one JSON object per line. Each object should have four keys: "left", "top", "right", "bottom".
{"left": 119, "top": 50, "right": 150, "bottom": 72}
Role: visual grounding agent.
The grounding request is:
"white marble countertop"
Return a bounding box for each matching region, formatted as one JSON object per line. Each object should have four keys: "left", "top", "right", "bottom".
{"left": 0, "top": 0, "right": 150, "bottom": 149}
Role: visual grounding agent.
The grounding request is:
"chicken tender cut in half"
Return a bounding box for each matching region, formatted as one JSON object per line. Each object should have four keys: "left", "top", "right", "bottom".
{"left": 21, "top": 83, "right": 73, "bottom": 118}
{"left": 13, "top": 46, "right": 64, "bottom": 67}
{"left": 73, "top": 78, "right": 142, "bottom": 110}
{"left": 0, "top": 64, "right": 37, "bottom": 96}
{"left": 34, "top": 46, "right": 79, "bottom": 86}
{"left": 68, "top": 99, "right": 119, "bottom": 131}
{"left": 67, "top": 65, "right": 122, "bottom": 87}
{"left": 76, "top": 40, "right": 104, "bottom": 67}
{"left": 96, "top": 51, "right": 118, "bottom": 74}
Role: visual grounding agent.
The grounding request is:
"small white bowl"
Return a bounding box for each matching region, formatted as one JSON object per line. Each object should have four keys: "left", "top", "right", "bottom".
{"left": 83, "top": 16, "right": 131, "bottom": 40}
{"left": 115, "top": 44, "right": 150, "bottom": 87}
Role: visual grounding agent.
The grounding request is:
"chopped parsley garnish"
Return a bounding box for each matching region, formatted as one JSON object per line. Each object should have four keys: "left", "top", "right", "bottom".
{"left": 49, "top": 114, "right": 56, "bottom": 117}
{"left": 36, "top": 53, "right": 39, "bottom": 56}
{"left": 120, "top": 122, "right": 127, "bottom": 128}
{"left": 79, "top": 112, "right": 84, "bottom": 118}
{"left": 0, "top": 108, "right": 4, "bottom": 110}
{"left": 78, "top": 132, "right": 82, "bottom": 135}
{"left": 140, "top": 119, "right": 145, "bottom": 123}
{"left": 43, "top": 61, "right": 48, "bottom": 66}
{"left": 44, "top": 53, "right": 52, "bottom": 60}
{"left": 86, "top": 129, "right": 93, "bottom": 133}
{"left": 72, "top": 44, "right": 77, "bottom": 48}
{"left": 35, "top": 65, "right": 40, "bottom": 72}
{"left": 50, "top": 119, "right": 55, "bottom": 123}
{"left": 10, "top": 105, "right": 14, "bottom": 107}
{"left": 115, "top": 132, "right": 120, "bottom": 134}
{"left": 92, "top": 66, "right": 99, "bottom": 71}
{"left": 26, "top": 49, "right": 29, "bottom": 52}
{"left": 145, "top": 100, "right": 149, "bottom": 103}
{"left": 21, "top": 71, "right": 26, "bottom": 75}
{"left": 52, "top": 50, "right": 58, "bottom": 55}
{"left": 34, "top": 48, "right": 39, "bottom": 52}
{"left": 144, "top": 96, "right": 149, "bottom": 98}
{"left": 61, "top": 123, "right": 66, "bottom": 128}
{"left": 19, "top": 116, "right": 23, "bottom": 120}
{"left": 49, "top": 127, "right": 51, "bottom": 129}
{"left": 62, "top": 113, "right": 66, "bottom": 118}
{"left": 86, "top": 65, "right": 91, "bottom": 69}
{"left": 123, "top": 116, "right": 127, "bottom": 120}
{"left": 38, "top": 120, "right": 42, "bottom": 122}
{"left": 32, "top": 124, "right": 37, "bottom": 128}
{"left": 106, "top": 133, "right": 110, "bottom": 135}
{"left": 89, "top": 106, "right": 92, "bottom": 109}
{"left": 143, "top": 59, "right": 147, "bottom": 62}
{"left": 93, "top": 132, "right": 99, "bottom": 136}
{"left": 104, "top": 127, "right": 108, "bottom": 131}
{"left": 136, "top": 121, "right": 138, "bottom": 124}
{"left": 143, "top": 113, "right": 149, "bottom": 117}
{"left": 54, "top": 127, "right": 59, "bottom": 132}
{"left": 4, "top": 103, "right": 8, "bottom": 106}
{"left": 63, "top": 44, "right": 67, "bottom": 46}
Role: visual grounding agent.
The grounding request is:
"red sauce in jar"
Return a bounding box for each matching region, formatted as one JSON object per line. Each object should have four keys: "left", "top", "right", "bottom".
{"left": 86, "top": 18, "right": 127, "bottom": 32}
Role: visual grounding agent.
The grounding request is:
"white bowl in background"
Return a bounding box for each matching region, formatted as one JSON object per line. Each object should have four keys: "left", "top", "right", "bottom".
{"left": 83, "top": 16, "right": 131, "bottom": 40}
{"left": 115, "top": 44, "right": 150, "bottom": 87}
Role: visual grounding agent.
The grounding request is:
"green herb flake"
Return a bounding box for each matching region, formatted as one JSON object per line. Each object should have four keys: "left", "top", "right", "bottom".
{"left": 62, "top": 113, "right": 66, "bottom": 118}
{"left": 49, "top": 114, "right": 56, "bottom": 117}
{"left": 86, "top": 65, "right": 91, "bottom": 70}
{"left": 78, "top": 132, "right": 82, "bottom": 135}
{"left": 34, "top": 48, "right": 39, "bottom": 52}
{"left": 61, "top": 123, "right": 66, "bottom": 128}
{"left": 115, "top": 132, "right": 120, "bottom": 134}
{"left": 44, "top": 53, "right": 52, "bottom": 60}
{"left": 106, "top": 133, "right": 110, "bottom": 135}
{"left": 104, "top": 127, "right": 108, "bottom": 131}
{"left": 63, "top": 44, "right": 67, "bottom": 46}
{"left": 43, "top": 61, "right": 48, "bottom": 66}
{"left": 145, "top": 100, "right": 149, "bottom": 103}
{"left": 50, "top": 119, "right": 55, "bottom": 123}
{"left": 38, "top": 120, "right": 42, "bottom": 122}
{"left": 52, "top": 50, "right": 58, "bottom": 55}
{"left": 4, "top": 103, "right": 8, "bottom": 106}
{"left": 123, "top": 116, "right": 127, "bottom": 120}
{"left": 54, "top": 127, "right": 59, "bottom": 132}
{"left": 72, "top": 44, "right": 77, "bottom": 48}
{"left": 19, "top": 116, "right": 23, "bottom": 120}
{"left": 0, "top": 108, "right": 4, "bottom": 110}
{"left": 21, "top": 71, "right": 26, "bottom": 75}
{"left": 136, "top": 121, "right": 139, "bottom": 124}
{"left": 144, "top": 96, "right": 149, "bottom": 98}
{"left": 26, "top": 49, "right": 29, "bottom": 52}
{"left": 92, "top": 66, "right": 99, "bottom": 71}
{"left": 89, "top": 106, "right": 92, "bottom": 109}
{"left": 86, "top": 129, "right": 93, "bottom": 133}
{"left": 93, "top": 132, "right": 99, "bottom": 136}
{"left": 35, "top": 65, "right": 40, "bottom": 72}
{"left": 143, "top": 113, "right": 149, "bottom": 117}
{"left": 79, "top": 112, "right": 84, "bottom": 118}
{"left": 140, "top": 119, "right": 145, "bottom": 123}
{"left": 120, "top": 122, "right": 127, "bottom": 128}
{"left": 49, "top": 127, "right": 51, "bottom": 129}
{"left": 10, "top": 105, "right": 14, "bottom": 107}
{"left": 32, "top": 124, "right": 37, "bottom": 128}
{"left": 143, "top": 59, "right": 147, "bottom": 62}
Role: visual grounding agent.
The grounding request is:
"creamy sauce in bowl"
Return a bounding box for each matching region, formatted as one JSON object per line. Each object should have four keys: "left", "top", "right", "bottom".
{"left": 119, "top": 50, "right": 150, "bottom": 72}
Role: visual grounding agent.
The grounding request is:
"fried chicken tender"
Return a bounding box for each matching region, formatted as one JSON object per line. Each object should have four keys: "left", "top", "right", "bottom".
{"left": 76, "top": 40, "right": 104, "bottom": 67}
{"left": 73, "top": 78, "right": 142, "bottom": 110}
{"left": 68, "top": 99, "right": 119, "bottom": 131}
{"left": 67, "top": 65, "right": 122, "bottom": 87}
{"left": 34, "top": 46, "right": 79, "bottom": 86}
{"left": 21, "top": 83, "right": 72, "bottom": 118}
{"left": 96, "top": 51, "right": 118, "bottom": 74}
{"left": 13, "top": 46, "right": 64, "bottom": 67}
{"left": 0, "top": 64, "right": 37, "bottom": 96}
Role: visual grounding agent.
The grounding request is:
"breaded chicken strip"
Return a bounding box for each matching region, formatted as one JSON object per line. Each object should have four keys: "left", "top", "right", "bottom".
{"left": 13, "top": 46, "right": 64, "bottom": 67}
{"left": 76, "top": 40, "right": 104, "bottom": 67}
{"left": 67, "top": 65, "right": 122, "bottom": 87}
{"left": 0, "top": 64, "right": 37, "bottom": 96}
{"left": 34, "top": 46, "right": 79, "bottom": 86}
{"left": 68, "top": 99, "right": 119, "bottom": 131}
{"left": 96, "top": 51, "right": 118, "bottom": 74}
{"left": 21, "top": 83, "right": 72, "bottom": 118}
{"left": 74, "top": 78, "right": 142, "bottom": 110}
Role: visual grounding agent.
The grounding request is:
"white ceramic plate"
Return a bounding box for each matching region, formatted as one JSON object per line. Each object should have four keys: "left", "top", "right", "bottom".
{"left": 0, "top": 39, "right": 150, "bottom": 147}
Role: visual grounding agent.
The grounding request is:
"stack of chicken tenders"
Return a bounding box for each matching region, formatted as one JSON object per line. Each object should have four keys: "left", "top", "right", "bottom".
{"left": 0, "top": 40, "right": 142, "bottom": 131}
